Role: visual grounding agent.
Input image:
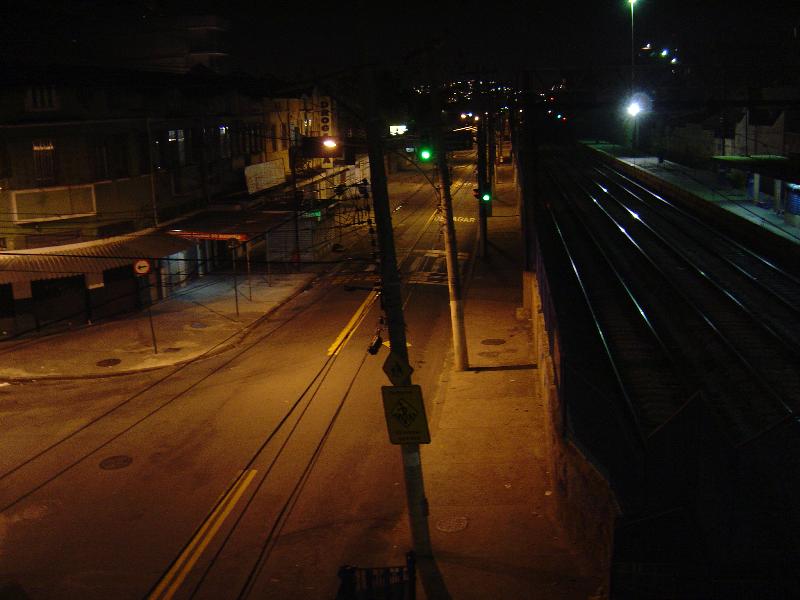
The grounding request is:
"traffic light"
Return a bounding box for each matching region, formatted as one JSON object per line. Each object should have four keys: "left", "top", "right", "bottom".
{"left": 473, "top": 188, "right": 491, "bottom": 202}
{"left": 417, "top": 146, "right": 433, "bottom": 162}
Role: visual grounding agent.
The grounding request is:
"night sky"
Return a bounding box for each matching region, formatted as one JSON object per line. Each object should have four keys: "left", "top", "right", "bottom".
{"left": 2, "top": 1, "right": 798, "bottom": 80}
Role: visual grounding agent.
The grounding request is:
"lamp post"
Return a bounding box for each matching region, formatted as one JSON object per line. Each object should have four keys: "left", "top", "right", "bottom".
{"left": 629, "top": 0, "right": 637, "bottom": 93}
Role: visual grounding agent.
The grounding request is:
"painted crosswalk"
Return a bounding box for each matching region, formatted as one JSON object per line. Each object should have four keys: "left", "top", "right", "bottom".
{"left": 334, "top": 249, "right": 469, "bottom": 287}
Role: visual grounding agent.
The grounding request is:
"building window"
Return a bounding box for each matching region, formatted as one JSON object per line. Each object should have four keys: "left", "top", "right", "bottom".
{"left": 219, "top": 125, "right": 231, "bottom": 159}
{"left": 93, "top": 140, "right": 109, "bottom": 179}
{"left": 232, "top": 124, "right": 242, "bottom": 156}
{"left": 256, "top": 123, "right": 267, "bottom": 152}
{"left": 26, "top": 86, "right": 59, "bottom": 111}
{"left": 168, "top": 129, "right": 186, "bottom": 165}
{"left": 281, "top": 123, "right": 288, "bottom": 150}
{"left": 33, "top": 140, "right": 56, "bottom": 186}
{"left": 270, "top": 124, "right": 278, "bottom": 152}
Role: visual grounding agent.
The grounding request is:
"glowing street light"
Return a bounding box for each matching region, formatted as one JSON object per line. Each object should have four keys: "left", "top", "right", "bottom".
{"left": 627, "top": 101, "right": 642, "bottom": 117}
{"left": 322, "top": 137, "right": 337, "bottom": 148}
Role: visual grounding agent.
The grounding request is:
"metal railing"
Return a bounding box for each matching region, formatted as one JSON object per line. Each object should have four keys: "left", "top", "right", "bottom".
{"left": 336, "top": 552, "right": 416, "bottom": 600}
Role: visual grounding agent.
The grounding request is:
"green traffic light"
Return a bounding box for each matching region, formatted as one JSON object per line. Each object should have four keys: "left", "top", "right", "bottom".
{"left": 481, "top": 193, "right": 491, "bottom": 201}
{"left": 419, "top": 148, "right": 432, "bottom": 161}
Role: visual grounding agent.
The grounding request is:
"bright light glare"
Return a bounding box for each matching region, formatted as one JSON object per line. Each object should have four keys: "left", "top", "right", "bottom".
{"left": 661, "top": 49, "right": 669, "bottom": 57}
{"left": 627, "top": 101, "right": 642, "bottom": 117}
{"left": 460, "top": 113, "right": 467, "bottom": 119}
{"left": 322, "top": 138, "right": 337, "bottom": 148}
{"left": 474, "top": 116, "right": 480, "bottom": 121}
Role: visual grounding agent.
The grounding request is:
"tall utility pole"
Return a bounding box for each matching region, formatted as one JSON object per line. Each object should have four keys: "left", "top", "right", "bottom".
{"left": 488, "top": 108, "right": 497, "bottom": 193}
{"left": 363, "top": 69, "right": 432, "bottom": 556}
{"left": 431, "top": 89, "right": 469, "bottom": 372}
{"left": 476, "top": 81, "right": 489, "bottom": 257}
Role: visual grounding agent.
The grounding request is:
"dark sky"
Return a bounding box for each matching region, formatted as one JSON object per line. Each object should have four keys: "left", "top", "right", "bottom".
{"left": 2, "top": 1, "right": 798, "bottom": 80}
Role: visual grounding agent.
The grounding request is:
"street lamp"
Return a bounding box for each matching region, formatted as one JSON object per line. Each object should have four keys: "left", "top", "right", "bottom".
{"left": 629, "top": 0, "right": 637, "bottom": 92}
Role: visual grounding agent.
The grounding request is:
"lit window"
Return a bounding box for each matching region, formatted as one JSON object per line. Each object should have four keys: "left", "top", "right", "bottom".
{"left": 33, "top": 140, "right": 56, "bottom": 185}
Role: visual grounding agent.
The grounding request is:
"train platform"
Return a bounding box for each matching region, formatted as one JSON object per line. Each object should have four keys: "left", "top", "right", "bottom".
{"left": 583, "top": 141, "right": 800, "bottom": 248}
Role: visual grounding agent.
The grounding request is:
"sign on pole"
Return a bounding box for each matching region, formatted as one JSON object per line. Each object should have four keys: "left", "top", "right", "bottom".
{"left": 382, "top": 352, "right": 413, "bottom": 386}
{"left": 381, "top": 385, "right": 431, "bottom": 445}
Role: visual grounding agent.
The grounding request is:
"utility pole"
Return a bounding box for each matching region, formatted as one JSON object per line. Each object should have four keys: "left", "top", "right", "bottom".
{"left": 290, "top": 142, "right": 301, "bottom": 267}
{"left": 431, "top": 89, "right": 469, "bottom": 372}
{"left": 146, "top": 118, "right": 159, "bottom": 227}
{"left": 476, "top": 81, "right": 489, "bottom": 257}
{"left": 363, "top": 68, "right": 432, "bottom": 556}
{"left": 488, "top": 107, "right": 497, "bottom": 194}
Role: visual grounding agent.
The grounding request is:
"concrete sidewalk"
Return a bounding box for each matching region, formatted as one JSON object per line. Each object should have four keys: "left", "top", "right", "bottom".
{"left": 0, "top": 271, "right": 317, "bottom": 381}
{"left": 417, "top": 163, "right": 606, "bottom": 599}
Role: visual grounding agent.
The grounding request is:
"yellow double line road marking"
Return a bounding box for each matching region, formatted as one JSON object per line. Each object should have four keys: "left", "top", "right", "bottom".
{"left": 327, "top": 291, "right": 379, "bottom": 356}
{"left": 149, "top": 469, "right": 258, "bottom": 600}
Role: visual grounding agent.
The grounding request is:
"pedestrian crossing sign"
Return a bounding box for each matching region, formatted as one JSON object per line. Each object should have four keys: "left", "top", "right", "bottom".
{"left": 381, "top": 385, "right": 431, "bottom": 445}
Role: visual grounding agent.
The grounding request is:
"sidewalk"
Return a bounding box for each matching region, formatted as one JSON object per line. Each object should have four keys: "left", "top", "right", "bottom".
{"left": 0, "top": 271, "right": 316, "bottom": 381}
{"left": 585, "top": 142, "right": 800, "bottom": 247}
{"left": 418, "top": 163, "right": 606, "bottom": 599}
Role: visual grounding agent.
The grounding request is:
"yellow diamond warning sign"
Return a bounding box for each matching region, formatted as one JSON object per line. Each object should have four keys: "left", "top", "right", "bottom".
{"left": 381, "top": 385, "right": 431, "bottom": 445}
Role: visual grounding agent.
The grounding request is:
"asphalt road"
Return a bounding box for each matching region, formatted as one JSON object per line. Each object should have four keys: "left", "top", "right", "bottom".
{"left": 0, "top": 155, "right": 481, "bottom": 599}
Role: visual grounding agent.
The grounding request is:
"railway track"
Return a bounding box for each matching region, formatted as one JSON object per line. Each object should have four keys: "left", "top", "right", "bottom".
{"left": 543, "top": 152, "right": 799, "bottom": 444}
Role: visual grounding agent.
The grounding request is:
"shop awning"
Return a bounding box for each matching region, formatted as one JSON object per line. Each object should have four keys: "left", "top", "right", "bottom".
{"left": 0, "top": 232, "right": 195, "bottom": 286}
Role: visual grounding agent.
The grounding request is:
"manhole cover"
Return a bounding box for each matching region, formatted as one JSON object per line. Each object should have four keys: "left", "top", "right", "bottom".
{"left": 99, "top": 455, "right": 133, "bottom": 470}
{"left": 481, "top": 339, "right": 506, "bottom": 346}
{"left": 96, "top": 358, "right": 121, "bottom": 367}
{"left": 436, "top": 516, "right": 468, "bottom": 533}
{"left": 163, "top": 347, "right": 182, "bottom": 353}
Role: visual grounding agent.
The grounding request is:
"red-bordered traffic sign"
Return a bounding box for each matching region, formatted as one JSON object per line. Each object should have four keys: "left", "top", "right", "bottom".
{"left": 133, "top": 259, "right": 152, "bottom": 276}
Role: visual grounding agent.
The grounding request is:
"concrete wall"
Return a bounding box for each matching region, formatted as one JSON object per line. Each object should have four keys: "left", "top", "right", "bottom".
{"left": 522, "top": 270, "right": 619, "bottom": 579}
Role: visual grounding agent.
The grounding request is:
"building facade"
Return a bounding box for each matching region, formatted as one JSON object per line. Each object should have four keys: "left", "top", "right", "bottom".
{"left": 0, "top": 63, "right": 357, "bottom": 338}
